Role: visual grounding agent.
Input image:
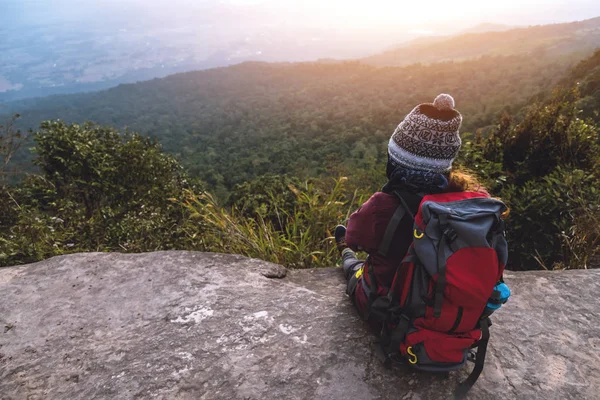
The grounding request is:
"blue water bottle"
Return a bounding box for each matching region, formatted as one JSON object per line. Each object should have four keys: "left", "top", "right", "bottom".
{"left": 482, "top": 282, "right": 511, "bottom": 318}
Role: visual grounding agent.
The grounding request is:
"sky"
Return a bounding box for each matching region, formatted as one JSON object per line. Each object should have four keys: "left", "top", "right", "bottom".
{"left": 5, "top": 0, "right": 600, "bottom": 30}
{"left": 2, "top": 0, "right": 600, "bottom": 100}
{"left": 5, "top": 0, "right": 600, "bottom": 59}
{"left": 242, "top": 0, "right": 600, "bottom": 27}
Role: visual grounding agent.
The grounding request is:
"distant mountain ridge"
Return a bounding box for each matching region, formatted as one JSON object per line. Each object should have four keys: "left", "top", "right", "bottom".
{"left": 5, "top": 18, "right": 600, "bottom": 189}
{"left": 459, "top": 23, "right": 516, "bottom": 34}
{"left": 363, "top": 16, "right": 600, "bottom": 66}
{"left": 392, "top": 23, "right": 517, "bottom": 50}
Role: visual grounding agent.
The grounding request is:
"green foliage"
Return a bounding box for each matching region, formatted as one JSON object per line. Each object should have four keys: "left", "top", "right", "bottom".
{"left": 500, "top": 168, "right": 598, "bottom": 269}
{"left": 10, "top": 53, "right": 579, "bottom": 192}
{"left": 566, "top": 49, "right": 600, "bottom": 122}
{"left": 468, "top": 90, "right": 600, "bottom": 269}
{"left": 2, "top": 49, "right": 600, "bottom": 271}
{"left": 0, "top": 122, "right": 195, "bottom": 266}
{"left": 0, "top": 113, "right": 26, "bottom": 184}
{"left": 562, "top": 183, "right": 600, "bottom": 269}
{"left": 0, "top": 205, "right": 66, "bottom": 263}
{"left": 227, "top": 175, "right": 302, "bottom": 230}
{"left": 179, "top": 178, "right": 364, "bottom": 269}
{"left": 33, "top": 121, "right": 189, "bottom": 218}
{"left": 485, "top": 90, "right": 599, "bottom": 183}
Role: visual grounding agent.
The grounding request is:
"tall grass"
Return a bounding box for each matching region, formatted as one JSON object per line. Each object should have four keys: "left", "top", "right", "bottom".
{"left": 178, "top": 177, "right": 364, "bottom": 269}
{"left": 561, "top": 180, "right": 600, "bottom": 269}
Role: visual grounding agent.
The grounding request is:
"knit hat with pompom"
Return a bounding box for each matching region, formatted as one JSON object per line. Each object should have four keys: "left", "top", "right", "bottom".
{"left": 388, "top": 94, "right": 463, "bottom": 173}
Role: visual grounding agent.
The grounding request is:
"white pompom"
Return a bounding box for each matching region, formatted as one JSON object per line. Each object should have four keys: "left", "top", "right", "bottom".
{"left": 433, "top": 94, "right": 455, "bottom": 111}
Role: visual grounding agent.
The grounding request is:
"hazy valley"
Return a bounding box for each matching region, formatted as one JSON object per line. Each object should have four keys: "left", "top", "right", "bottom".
{"left": 3, "top": 1, "right": 600, "bottom": 101}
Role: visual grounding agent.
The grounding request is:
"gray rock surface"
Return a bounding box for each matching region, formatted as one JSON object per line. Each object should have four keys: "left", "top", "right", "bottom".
{"left": 0, "top": 251, "right": 598, "bottom": 400}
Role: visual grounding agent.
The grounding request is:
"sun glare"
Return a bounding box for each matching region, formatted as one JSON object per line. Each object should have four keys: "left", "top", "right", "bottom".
{"left": 274, "top": 0, "right": 562, "bottom": 27}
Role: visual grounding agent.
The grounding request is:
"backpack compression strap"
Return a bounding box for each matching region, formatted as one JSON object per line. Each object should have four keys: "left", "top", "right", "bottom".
{"left": 454, "top": 318, "right": 491, "bottom": 399}
{"left": 380, "top": 302, "right": 427, "bottom": 361}
{"left": 434, "top": 214, "right": 460, "bottom": 318}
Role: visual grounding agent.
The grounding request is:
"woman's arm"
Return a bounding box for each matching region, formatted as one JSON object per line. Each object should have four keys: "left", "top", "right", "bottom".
{"left": 346, "top": 192, "right": 398, "bottom": 253}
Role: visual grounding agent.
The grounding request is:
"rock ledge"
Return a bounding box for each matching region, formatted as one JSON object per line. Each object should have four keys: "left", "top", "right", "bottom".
{"left": 1, "top": 251, "right": 598, "bottom": 399}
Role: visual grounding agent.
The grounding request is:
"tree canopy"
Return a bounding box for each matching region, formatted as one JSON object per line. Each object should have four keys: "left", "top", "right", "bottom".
{"left": 1, "top": 48, "right": 599, "bottom": 270}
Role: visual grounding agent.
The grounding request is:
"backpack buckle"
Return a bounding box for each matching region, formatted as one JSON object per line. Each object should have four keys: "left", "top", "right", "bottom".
{"left": 467, "top": 350, "right": 477, "bottom": 363}
{"left": 406, "top": 346, "right": 419, "bottom": 364}
{"left": 384, "top": 313, "right": 412, "bottom": 360}
{"left": 443, "top": 227, "right": 458, "bottom": 243}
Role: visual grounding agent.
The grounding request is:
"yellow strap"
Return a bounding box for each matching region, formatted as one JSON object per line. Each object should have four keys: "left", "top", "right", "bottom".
{"left": 414, "top": 229, "right": 424, "bottom": 239}
{"left": 355, "top": 266, "right": 364, "bottom": 279}
{"left": 407, "top": 346, "right": 418, "bottom": 364}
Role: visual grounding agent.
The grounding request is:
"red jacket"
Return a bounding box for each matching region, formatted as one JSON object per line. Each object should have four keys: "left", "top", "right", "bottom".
{"left": 346, "top": 191, "right": 421, "bottom": 320}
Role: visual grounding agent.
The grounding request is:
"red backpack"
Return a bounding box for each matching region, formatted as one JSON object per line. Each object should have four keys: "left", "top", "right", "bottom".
{"left": 366, "top": 190, "right": 508, "bottom": 398}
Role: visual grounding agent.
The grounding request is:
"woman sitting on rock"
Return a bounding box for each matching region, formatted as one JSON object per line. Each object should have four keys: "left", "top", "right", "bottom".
{"left": 335, "top": 94, "right": 490, "bottom": 330}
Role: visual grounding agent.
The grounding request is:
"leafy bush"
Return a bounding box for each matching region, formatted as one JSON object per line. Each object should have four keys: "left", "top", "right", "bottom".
{"left": 469, "top": 90, "right": 600, "bottom": 269}
{"left": 0, "top": 113, "right": 26, "bottom": 185}
{"left": 0, "top": 121, "right": 196, "bottom": 266}
{"left": 500, "top": 168, "right": 598, "bottom": 269}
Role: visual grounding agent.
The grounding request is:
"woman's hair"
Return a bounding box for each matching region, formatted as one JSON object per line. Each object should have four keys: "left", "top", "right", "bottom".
{"left": 446, "top": 169, "right": 488, "bottom": 194}
{"left": 446, "top": 169, "right": 510, "bottom": 218}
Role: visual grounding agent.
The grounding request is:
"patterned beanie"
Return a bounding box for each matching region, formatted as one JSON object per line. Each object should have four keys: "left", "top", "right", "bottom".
{"left": 388, "top": 94, "right": 463, "bottom": 173}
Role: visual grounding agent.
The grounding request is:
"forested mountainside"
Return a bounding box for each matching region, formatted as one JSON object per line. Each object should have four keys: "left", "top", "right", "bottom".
{"left": 8, "top": 53, "right": 580, "bottom": 193}
{"left": 363, "top": 17, "right": 600, "bottom": 66}
{"left": 2, "top": 50, "right": 600, "bottom": 271}
{"left": 569, "top": 49, "right": 600, "bottom": 120}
